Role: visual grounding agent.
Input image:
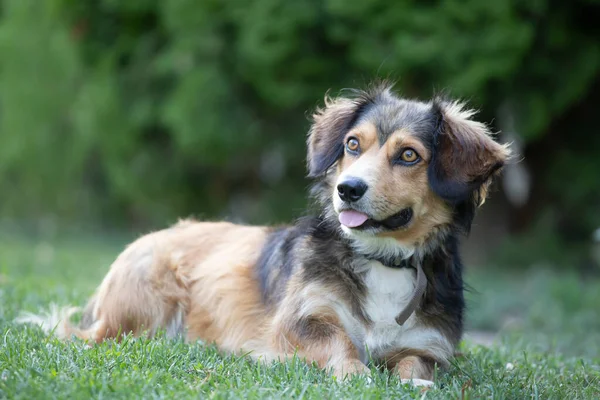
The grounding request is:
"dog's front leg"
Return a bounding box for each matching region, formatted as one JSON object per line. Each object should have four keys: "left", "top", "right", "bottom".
{"left": 274, "top": 311, "right": 369, "bottom": 380}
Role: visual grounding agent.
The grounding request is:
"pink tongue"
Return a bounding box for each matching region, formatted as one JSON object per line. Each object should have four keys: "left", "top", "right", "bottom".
{"left": 339, "top": 210, "right": 369, "bottom": 228}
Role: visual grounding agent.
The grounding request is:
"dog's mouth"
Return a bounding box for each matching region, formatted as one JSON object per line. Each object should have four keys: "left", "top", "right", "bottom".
{"left": 338, "top": 208, "right": 413, "bottom": 231}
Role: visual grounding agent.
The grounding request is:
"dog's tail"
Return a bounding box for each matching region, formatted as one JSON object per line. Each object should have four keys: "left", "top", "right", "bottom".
{"left": 16, "top": 300, "right": 102, "bottom": 342}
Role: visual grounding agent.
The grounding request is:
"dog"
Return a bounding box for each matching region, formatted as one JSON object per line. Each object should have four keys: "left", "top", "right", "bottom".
{"left": 18, "top": 82, "right": 510, "bottom": 386}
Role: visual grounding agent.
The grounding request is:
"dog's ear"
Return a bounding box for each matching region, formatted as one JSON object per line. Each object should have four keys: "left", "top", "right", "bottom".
{"left": 428, "top": 99, "right": 511, "bottom": 205}
{"left": 307, "top": 91, "right": 377, "bottom": 178}
{"left": 307, "top": 96, "right": 362, "bottom": 178}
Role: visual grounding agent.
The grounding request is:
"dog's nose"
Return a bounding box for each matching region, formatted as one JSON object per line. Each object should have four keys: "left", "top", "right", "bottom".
{"left": 337, "top": 178, "right": 368, "bottom": 202}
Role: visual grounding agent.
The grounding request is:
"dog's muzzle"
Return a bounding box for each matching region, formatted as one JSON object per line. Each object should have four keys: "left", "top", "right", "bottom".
{"left": 339, "top": 207, "right": 413, "bottom": 231}
{"left": 360, "top": 207, "right": 413, "bottom": 231}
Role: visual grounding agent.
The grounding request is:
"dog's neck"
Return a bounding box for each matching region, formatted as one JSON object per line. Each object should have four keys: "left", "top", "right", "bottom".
{"left": 344, "top": 232, "right": 415, "bottom": 265}
{"left": 342, "top": 223, "right": 451, "bottom": 270}
{"left": 365, "top": 253, "right": 412, "bottom": 269}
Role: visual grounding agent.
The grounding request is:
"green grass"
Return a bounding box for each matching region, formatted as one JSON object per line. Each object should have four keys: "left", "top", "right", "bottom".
{"left": 1, "top": 232, "right": 599, "bottom": 399}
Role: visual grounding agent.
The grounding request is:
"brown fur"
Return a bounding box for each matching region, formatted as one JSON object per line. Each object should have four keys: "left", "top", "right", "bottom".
{"left": 79, "top": 222, "right": 272, "bottom": 354}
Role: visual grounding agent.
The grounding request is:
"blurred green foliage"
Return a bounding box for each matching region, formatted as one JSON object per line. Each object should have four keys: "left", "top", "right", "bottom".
{"left": 0, "top": 0, "right": 599, "bottom": 257}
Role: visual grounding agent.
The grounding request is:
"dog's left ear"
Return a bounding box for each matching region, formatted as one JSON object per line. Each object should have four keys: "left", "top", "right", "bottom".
{"left": 428, "top": 99, "right": 511, "bottom": 205}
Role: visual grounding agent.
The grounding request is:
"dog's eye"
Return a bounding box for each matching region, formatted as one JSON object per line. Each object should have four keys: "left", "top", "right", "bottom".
{"left": 401, "top": 149, "right": 418, "bottom": 162}
{"left": 398, "top": 148, "right": 420, "bottom": 164}
{"left": 346, "top": 137, "right": 360, "bottom": 154}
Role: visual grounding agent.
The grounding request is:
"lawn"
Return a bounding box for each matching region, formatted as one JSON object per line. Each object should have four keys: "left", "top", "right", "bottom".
{"left": 0, "top": 230, "right": 599, "bottom": 399}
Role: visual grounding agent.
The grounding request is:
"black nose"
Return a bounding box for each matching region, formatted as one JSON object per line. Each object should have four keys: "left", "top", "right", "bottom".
{"left": 337, "top": 178, "right": 368, "bottom": 202}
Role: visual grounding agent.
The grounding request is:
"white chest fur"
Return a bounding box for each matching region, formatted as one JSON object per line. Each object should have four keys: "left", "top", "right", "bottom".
{"left": 300, "top": 259, "right": 454, "bottom": 366}
{"left": 361, "top": 262, "right": 417, "bottom": 356}
{"left": 338, "top": 261, "right": 454, "bottom": 365}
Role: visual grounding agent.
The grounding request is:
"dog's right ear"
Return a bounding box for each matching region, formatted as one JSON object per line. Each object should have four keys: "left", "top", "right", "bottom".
{"left": 306, "top": 96, "right": 366, "bottom": 178}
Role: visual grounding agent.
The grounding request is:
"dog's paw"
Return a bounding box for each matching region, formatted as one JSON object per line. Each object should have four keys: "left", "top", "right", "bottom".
{"left": 332, "top": 360, "right": 371, "bottom": 381}
{"left": 401, "top": 378, "right": 434, "bottom": 388}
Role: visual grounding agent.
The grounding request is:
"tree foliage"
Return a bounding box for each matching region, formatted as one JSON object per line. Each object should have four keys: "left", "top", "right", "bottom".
{"left": 0, "top": 0, "right": 599, "bottom": 248}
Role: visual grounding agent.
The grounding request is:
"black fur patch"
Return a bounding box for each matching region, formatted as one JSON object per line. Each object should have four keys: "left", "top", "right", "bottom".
{"left": 255, "top": 216, "right": 370, "bottom": 323}
{"left": 255, "top": 226, "right": 301, "bottom": 305}
{"left": 309, "top": 144, "right": 346, "bottom": 179}
{"left": 299, "top": 217, "right": 370, "bottom": 324}
{"left": 418, "top": 234, "right": 465, "bottom": 344}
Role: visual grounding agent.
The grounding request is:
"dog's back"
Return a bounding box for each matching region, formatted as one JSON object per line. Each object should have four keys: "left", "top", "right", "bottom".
{"left": 19, "top": 221, "right": 276, "bottom": 354}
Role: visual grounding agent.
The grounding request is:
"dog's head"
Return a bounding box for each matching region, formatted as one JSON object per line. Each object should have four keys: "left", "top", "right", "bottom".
{"left": 307, "top": 82, "right": 510, "bottom": 256}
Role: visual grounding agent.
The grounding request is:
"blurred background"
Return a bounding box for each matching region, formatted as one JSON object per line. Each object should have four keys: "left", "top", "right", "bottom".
{"left": 0, "top": 0, "right": 600, "bottom": 362}
{"left": 1, "top": 1, "right": 600, "bottom": 273}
